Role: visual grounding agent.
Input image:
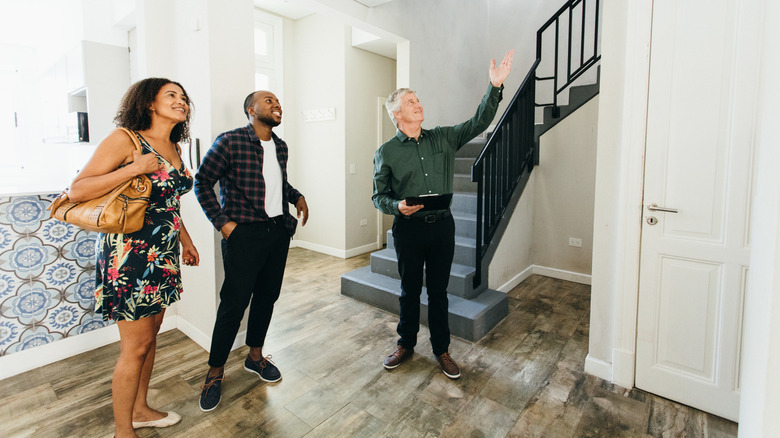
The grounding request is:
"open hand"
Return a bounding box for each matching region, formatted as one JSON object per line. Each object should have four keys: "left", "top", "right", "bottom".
{"left": 489, "top": 49, "right": 514, "bottom": 87}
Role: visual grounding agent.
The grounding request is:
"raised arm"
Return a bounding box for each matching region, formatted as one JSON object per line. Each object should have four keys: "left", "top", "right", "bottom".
{"left": 489, "top": 49, "right": 514, "bottom": 87}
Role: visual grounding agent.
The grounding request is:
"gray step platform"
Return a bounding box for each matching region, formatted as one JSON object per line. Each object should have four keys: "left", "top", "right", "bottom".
{"left": 369, "top": 248, "right": 486, "bottom": 299}
{"left": 341, "top": 266, "right": 508, "bottom": 342}
{"left": 384, "top": 231, "right": 476, "bottom": 267}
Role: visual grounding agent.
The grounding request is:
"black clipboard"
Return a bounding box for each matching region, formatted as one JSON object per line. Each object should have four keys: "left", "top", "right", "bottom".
{"left": 404, "top": 193, "right": 453, "bottom": 211}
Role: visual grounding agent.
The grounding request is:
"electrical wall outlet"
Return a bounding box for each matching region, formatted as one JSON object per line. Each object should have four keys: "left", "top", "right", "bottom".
{"left": 360, "top": 218, "right": 368, "bottom": 226}
{"left": 569, "top": 237, "right": 583, "bottom": 247}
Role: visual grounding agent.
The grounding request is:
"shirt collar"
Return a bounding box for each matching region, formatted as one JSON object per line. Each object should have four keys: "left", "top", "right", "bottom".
{"left": 395, "top": 129, "right": 427, "bottom": 143}
{"left": 245, "top": 123, "right": 279, "bottom": 145}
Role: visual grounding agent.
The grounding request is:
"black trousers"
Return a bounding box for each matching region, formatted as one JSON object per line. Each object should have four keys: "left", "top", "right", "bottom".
{"left": 392, "top": 212, "right": 455, "bottom": 356}
{"left": 208, "top": 219, "right": 290, "bottom": 367}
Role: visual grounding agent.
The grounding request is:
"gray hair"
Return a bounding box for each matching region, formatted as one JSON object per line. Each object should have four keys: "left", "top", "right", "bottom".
{"left": 385, "top": 88, "right": 415, "bottom": 127}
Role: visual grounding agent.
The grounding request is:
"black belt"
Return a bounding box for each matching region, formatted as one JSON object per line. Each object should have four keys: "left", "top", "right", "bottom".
{"left": 401, "top": 210, "right": 451, "bottom": 223}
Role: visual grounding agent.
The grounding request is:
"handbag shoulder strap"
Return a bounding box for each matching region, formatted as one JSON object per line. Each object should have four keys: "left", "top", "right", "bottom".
{"left": 117, "top": 127, "right": 145, "bottom": 154}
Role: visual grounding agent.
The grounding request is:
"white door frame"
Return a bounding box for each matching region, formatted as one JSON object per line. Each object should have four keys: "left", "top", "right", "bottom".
{"left": 376, "top": 96, "right": 386, "bottom": 249}
{"left": 585, "top": 0, "right": 653, "bottom": 388}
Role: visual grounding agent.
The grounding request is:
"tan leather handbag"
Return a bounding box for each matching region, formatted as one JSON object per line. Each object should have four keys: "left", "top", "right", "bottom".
{"left": 48, "top": 128, "right": 152, "bottom": 234}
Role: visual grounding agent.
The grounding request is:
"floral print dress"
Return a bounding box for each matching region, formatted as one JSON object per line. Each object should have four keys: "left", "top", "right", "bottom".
{"left": 94, "top": 131, "right": 193, "bottom": 321}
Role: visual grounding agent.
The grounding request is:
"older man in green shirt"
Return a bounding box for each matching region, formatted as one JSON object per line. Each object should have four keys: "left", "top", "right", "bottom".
{"left": 373, "top": 50, "right": 513, "bottom": 379}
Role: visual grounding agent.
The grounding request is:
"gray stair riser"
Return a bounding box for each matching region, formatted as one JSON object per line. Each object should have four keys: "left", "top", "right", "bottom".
{"left": 384, "top": 232, "right": 475, "bottom": 266}
{"left": 341, "top": 267, "right": 508, "bottom": 342}
{"left": 383, "top": 217, "right": 475, "bottom": 242}
{"left": 569, "top": 83, "right": 599, "bottom": 102}
{"left": 540, "top": 82, "right": 600, "bottom": 133}
{"left": 454, "top": 215, "right": 476, "bottom": 239}
{"left": 454, "top": 174, "right": 477, "bottom": 192}
{"left": 451, "top": 193, "right": 478, "bottom": 214}
{"left": 455, "top": 157, "right": 474, "bottom": 174}
{"left": 455, "top": 140, "right": 487, "bottom": 157}
{"left": 369, "top": 251, "right": 484, "bottom": 299}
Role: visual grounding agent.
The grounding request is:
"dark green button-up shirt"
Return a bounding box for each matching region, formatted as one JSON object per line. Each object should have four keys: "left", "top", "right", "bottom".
{"left": 372, "top": 83, "right": 503, "bottom": 217}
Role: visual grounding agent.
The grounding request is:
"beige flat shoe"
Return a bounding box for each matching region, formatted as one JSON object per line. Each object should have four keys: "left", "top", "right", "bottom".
{"left": 132, "top": 411, "right": 181, "bottom": 429}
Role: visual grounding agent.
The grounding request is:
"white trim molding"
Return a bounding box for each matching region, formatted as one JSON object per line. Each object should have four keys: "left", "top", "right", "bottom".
{"left": 496, "top": 264, "right": 592, "bottom": 293}
{"left": 0, "top": 315, "right": 177, "bottom": 380}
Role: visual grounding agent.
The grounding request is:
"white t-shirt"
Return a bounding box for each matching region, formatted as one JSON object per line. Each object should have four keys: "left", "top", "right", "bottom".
{"left": 261, "top": 139, "right": 283, "bottom": 217}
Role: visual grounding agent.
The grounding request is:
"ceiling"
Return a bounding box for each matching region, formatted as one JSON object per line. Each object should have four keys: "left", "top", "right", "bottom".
{"left": 353, "top": 0, "right": 394, "bottom": 6}
{"left": 254, "top": 0, "right": 394, "bottom": 21}
{"left": 254, "top": 0, "right": 314, "bottom": 20}
{"left": 253, "top": 0, "right": 397, "bottom": 60}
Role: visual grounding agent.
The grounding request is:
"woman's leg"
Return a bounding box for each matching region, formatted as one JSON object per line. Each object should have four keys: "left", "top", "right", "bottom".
{"left": 131, "top": 311, "right": 167, "bottom": 422}
{"left": 113, "top": 316, "right": 157, "bottom": 437}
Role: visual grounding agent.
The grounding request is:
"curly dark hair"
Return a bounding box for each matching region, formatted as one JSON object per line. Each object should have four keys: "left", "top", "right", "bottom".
{"left": 113, "top": 77, "right": 193, "bottom": 143}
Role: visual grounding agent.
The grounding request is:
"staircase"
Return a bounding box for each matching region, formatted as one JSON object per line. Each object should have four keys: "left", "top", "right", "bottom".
{"left": 341, "top": 0, "right": 601, "bottom": 342}
{"left": 341, "top": 137, "right": 509, "bottom": 342}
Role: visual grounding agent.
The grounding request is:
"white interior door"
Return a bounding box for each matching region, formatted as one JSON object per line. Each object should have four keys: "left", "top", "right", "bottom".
{"left": 635, "top": 0, "right": 756, "bottom": 422}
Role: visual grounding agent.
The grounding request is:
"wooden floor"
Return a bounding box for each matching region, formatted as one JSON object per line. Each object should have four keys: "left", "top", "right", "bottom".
{"left": 0, "top": 248, "right": 738, "bottom": 438}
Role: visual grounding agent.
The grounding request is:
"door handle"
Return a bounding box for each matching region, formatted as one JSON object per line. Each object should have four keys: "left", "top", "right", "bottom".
{"left": 195, "top": 138, "right": 201, "bottom": 168}
{"left": 647, "top": 203, "right": 678, "bottom": 213}
{"left": 188, "top": 140, "right": 194, "bottom": 169}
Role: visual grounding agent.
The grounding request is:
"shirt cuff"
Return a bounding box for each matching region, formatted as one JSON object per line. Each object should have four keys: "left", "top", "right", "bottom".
{"left": 213, "top": 215, "right": 230, "bottom": 231}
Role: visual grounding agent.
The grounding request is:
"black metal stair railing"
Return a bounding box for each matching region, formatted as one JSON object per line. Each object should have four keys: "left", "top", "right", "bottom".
{"left": 470, "top": 0, "right": 601, "bottom": 288}
{"left": 471, "top": 63, "right": 537, "bottom": 288}
{"left": 537, "top": 0, "right": 602, "bottom": 117}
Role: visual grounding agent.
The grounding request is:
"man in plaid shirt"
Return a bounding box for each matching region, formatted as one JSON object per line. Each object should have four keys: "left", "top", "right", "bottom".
{"left": 194, "top": 90, "right": 308, "bottom": 412}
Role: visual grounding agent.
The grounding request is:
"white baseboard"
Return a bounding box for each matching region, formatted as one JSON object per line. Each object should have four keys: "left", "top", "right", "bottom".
{"left": 495, "top": 264, "right": 591, "bottom": 292}
{"left": 175, "top": 315, "right": 212, "bottom": 352}
{"left": 496, "top": 264, "right": 534, "bottom": 292}
{"left": 584, "top": 353, "right": 612, "bottom": 381}
{"left": 291, "top": 240, "right": 377, "bottom": 259}
{"left": 292, "top": 240, "right": 345, "bottom": 258}
{"left": 533, "top": 265, "right": 592, "bottom": 285}
{"left": 611, "top": 348, "right": 636, "bottom": 388}
{"left": 345, "top": 243, "right": 379, "bottom": 258}
{"left": 0, "top": 315, "right": 177, "bottom": 380}
{"left": 174, "top": 316, "right": 247, "bottom": 359}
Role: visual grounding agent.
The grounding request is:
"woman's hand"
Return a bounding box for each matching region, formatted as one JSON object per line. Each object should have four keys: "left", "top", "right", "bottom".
{"left": 181, "top": 243, "right": 199, "bottom": 266}
{"left": 179, "top": 222, "right": 199, "bottom": 266}
{"left": 130, "top": 149, "right": 161, "bottom": 176}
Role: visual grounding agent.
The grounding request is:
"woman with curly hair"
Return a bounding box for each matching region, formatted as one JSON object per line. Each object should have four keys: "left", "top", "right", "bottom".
{"left": 69, "top": 78, "right": 199, "bottom": 437}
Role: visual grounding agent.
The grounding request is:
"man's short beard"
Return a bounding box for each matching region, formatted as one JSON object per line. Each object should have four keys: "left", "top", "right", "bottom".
{"left": 259, "top": 115, "right": 280, "bottom": 127}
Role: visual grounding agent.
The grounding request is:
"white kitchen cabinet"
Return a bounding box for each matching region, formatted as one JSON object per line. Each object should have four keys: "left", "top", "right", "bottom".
{"left": 42, "top": 41, "right": 129, "bottom": 145}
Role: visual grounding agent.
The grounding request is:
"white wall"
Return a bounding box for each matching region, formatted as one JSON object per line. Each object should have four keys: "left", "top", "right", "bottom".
{"left": 283, "top": 13, "right": 395, "bottom": 257}
{"left": 489, "top": 173, "right": 536, "bottom": 292}
{"left": 133, "top": 0, "right": 255, "bottom": 349}
{"left": 0, "top": 0, "right": 132, "bottom": 193}
{"left": 738, "top": 0, "right": 780, "bottom": 435}
{"left": 487, "top": 97, "right": 599, "bottom": 292}
{"left": 344, "top": 46, "right": 396, "bottom": 253}
{"left": 361, "top": 0, "right": 565, "bottom": 126}
{"left": 288, "top": 14, "right": 347, "bottom": 253}
{"left": 534, "top": 96, "right": 598, "bottom": 276}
